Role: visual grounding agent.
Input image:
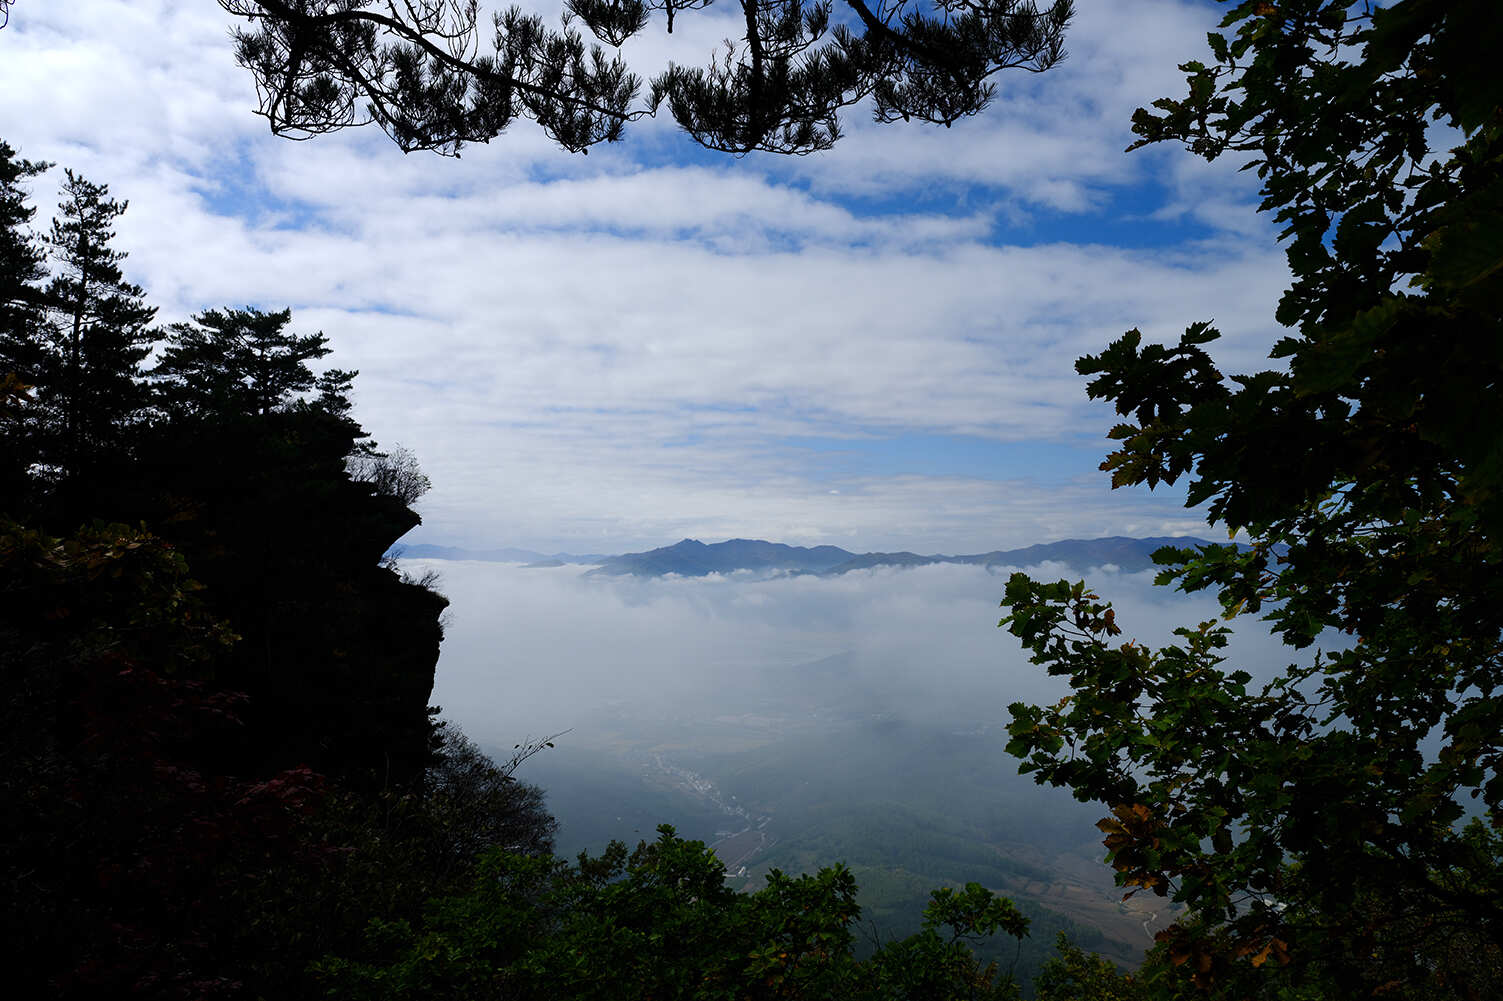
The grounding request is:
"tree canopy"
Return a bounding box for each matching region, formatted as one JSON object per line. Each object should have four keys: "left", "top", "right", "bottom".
{"left": 213, "top": 0, "right": 1073, "bottom": 155}
{"left": 1001, "top": 0, "right": 1502, "bottom": 997}
{"left": 315, "top": 824, "right": 1032, "bottom": 1001}
{"left": 154, "top": 307, "right": 336, "bottom": 420}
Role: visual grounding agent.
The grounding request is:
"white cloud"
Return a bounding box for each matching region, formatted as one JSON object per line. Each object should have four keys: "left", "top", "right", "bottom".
{"left": 0, "top": 0, "right": 1290, "bottom": 554}
{"left": 415, "top": 560, "right": 1299, "bottom": 746}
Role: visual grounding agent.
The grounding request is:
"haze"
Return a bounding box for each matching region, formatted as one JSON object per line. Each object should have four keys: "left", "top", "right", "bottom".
{"left": 419, "top": 558, "right": 1295, "bottom": 748}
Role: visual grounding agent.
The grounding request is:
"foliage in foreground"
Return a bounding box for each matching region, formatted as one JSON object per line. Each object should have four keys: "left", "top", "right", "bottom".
{"left": 209, "top": 0, "right": 1074, "bottom": 157}
{"left": 316, "top": 824, "right": 1029, "bottom": 1001}
{"left": 1033, "top": 934, "right": 1145, "bottom": 1001}
{"left": 1002, "top": 1, "right": 1503, "bottom": 997}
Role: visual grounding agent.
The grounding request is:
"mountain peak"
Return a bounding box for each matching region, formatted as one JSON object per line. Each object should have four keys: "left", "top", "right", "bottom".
{"left": 587, "top": 535, "right": 1217, "bottom": 578}
{"left": 590, "top": 538, "right": 857, "bottom": 577}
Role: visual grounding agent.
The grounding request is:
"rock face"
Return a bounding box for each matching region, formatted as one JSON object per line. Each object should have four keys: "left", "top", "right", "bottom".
{"left": 100, "top": 410, "right": 448, "bottom": 790}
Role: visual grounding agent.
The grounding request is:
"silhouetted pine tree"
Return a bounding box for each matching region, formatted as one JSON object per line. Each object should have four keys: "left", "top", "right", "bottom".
{"left": 153, "top": 307, "right": 335, "bottom": 420}
{"left": 0, "top": 141, "right": 49, "bottom": 506}
{"left": 38, "top": 170, "right": 155, "bottom": 484}
{"left": 0, "top": 141, "right": 48, "bottom": 373}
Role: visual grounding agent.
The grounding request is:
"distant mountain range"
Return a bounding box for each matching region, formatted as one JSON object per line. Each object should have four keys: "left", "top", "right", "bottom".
{"left": 394, "top": 535, "right": 1218, "bottom": 576}
{"left": 589, "top": 536, "right": 1214, "bottom": 576}
{"left": 589, "top": 538, "right": 857, "bottom": 576}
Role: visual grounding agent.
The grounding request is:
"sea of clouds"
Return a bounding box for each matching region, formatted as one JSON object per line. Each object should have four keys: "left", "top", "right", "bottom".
{"left": 414, "top": 559, "right": 1301, "bottom": 745}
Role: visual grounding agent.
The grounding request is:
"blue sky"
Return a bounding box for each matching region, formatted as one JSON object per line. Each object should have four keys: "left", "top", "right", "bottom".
{"left": 0, "top": 0, "right": 1289, "bottom": 554}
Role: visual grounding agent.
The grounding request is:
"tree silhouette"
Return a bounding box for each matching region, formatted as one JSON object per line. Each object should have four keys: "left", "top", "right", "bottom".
{"left": 0, "top": 140, "right": 50, "bottom": 504}
{"left": 38, "top": 170, "right": 156, "bottom": 482}
{"left": 154, "top": 307, "right": 338, "bottom": 420}
{"left": 215, "top": 0, "right": 1073, "bottom": 156}
{"left": 0, "top": 140, "right": 48, "bottom": 383}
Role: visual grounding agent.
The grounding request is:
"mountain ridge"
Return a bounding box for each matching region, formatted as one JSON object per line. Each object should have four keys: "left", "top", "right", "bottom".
{"left": 588, "top": 538, "right": 860, "bottom": 577}
{"left": 393, "top": 535, "right": 1223, "bottom": 576}
{"left": 821, "top": 536, "right": 1220, "bottom": 576}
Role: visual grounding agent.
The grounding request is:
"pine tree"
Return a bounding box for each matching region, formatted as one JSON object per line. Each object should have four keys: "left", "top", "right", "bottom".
{"left": 0, "top": 140, "right": 48, "bottom": 378}
{"left": 217, "top": 0, "right": 1074, "bottom": 157}
{"left": 39, "top": 170, "right": 156, "bottom": 480}
{"left": 0, "top": 140, "right": 51, "bottom": 507}
{"left": 154, "top": 306, "right": 335, "bottom": 419}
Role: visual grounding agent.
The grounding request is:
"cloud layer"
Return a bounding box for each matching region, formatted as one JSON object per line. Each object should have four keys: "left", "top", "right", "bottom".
{"left": 420, "top": 560, "right": 1296, "bottom": 745}
{"left": 0, "top": 0, "right": 1288, "bottom": 553}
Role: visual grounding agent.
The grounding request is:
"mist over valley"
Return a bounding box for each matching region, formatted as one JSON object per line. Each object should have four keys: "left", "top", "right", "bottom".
{"left": 408, "top": 541, "right": 1293, "bottom": 980}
